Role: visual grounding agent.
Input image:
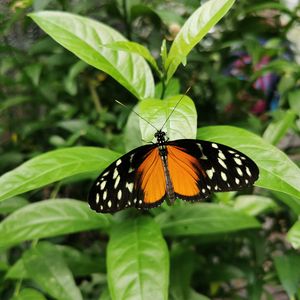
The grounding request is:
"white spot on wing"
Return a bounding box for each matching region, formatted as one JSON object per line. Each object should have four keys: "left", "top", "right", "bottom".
{"left": 218, "top": 158, "right": 227, "bottom": 169}
{"left": 236, "top": 167, "right": 243, "bottom": 176}
{"left": 100, "top": 181, "right": 106, "bottom": 190}
{"left": 116, "top": 159, "right": 122, "bottom": 166}
{"left": 96, "top": 182, "right": 100, "bottom": 186}
{"left": 218, "top": 151, "right": 226, "bottom": 160}
{"left": 96, "top": 193, "right": 100, "bottom": 203}
{"left": 246, "top": 167, "right": 251, "bottom": 176}
{"left": 114, "top": 175, "right": 120, "bottom": 189}
{"left": 113, "top": 168, "right": 118, "bottom": 179}
{"left": 126, "top": 182, "right": 134, "bottom": 193}
{"left": 117, "top": 190, "right": 122, "bottom": 200}
{"left": 103, "top": 171, "right": 109, "bottom": 177}
{"left": 206, "top": 168, "right": 215, "bottom": 179}
{"left": 235, "top": 178, "right": 240, "bottom": 185}
{"left": 234, "top": 157, "right": 242, "bottom": 165}
{"left": 221, "top": 172, "right": 227, "bottom": 181}
{"left": 103, "top": 191, "right": 107, "bottom": 200}
{"left": 212, "top": 143, "right": 218, "bottom": 149}
{"left": 108, "top": 200, "right": 112, "bottom": 208}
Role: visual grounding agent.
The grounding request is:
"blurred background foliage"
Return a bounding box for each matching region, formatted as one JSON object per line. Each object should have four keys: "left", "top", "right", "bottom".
{"left": 1, "top": 0, "right": 300, "bottom": 299}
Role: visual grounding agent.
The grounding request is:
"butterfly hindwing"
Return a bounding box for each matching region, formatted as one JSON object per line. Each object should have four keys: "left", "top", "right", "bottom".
{"left": 88, "top": 144, "right": 166, "bottom": 213}
{"left": 167, "top": 139, "right": 259, "bottom": 200}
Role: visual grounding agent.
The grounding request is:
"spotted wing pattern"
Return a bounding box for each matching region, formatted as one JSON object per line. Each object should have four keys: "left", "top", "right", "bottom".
{"left": 88, "top": 144, "right": 166, "bottom": 213}
{"left": 167, "top": 139, "right": 259, "bottom": 201}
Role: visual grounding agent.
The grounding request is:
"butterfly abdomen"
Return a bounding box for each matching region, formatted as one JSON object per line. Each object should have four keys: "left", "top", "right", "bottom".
{"left": 159, "top": 146, "right": 176, "bottom": 205}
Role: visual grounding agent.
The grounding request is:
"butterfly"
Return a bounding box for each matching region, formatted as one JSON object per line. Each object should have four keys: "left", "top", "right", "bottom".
{"left": 88, "top": 124, "right": 259, "bottom": 213}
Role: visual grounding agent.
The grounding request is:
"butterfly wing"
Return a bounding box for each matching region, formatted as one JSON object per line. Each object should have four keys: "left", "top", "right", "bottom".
{"left": 167, "top": 139, "right": 259, "bottom": 201}
{"left": 88, "top": 144, "right": 166, "bottom": 213}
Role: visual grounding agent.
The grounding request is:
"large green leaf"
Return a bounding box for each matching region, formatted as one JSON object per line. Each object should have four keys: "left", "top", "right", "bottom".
{"left": 107, "top": 217, "right": 169, "bottom": 300}
{"left": 6, "top": 244, "right": 105, "bottom": 279}
{"left": 234, "top": 195, "right": 278, "bottom": 216}
{"left": 103, "top": 41, "right": 161, "bottom": 76}
{"left": 23, "top": 242, "right": 82, "bottom": 300}
{"left": 197, "top": 126, "right": 300, "bottom": 201}
{"left": 139, "top": 95, "right": 197, "bottom": 142}
{"left": 12, "top": 288, "right": 47, "bottom": 300}
{"left": 165, "top": 0, "right": 235, "bottom": 81}
{"left": 0, "top": 199, "right": 110, "bottom": 249}
{"left": 155, "top": 203, "right": 260, "bottom": 236}
{"left": 274, "top": 254, "right": 300, "bottom": 298}
{"left": 29, "top": 11, "right": 154, "bottom": 99}
{"left": 169, "top": 246, "right": 195, "bottom": 300}
{"left": 0, "top": 147, "right": 120, "bottom": 202}
{"left": 287, "top": 221, "right": 300, "bottom": 249}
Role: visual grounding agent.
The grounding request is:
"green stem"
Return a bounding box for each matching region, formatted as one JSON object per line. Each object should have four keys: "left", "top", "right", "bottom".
{"left": 122, "top": 0, "right": 132, "bottom": 40}
{"left": 88, "top": 79, "right": 102, "bottom": 113}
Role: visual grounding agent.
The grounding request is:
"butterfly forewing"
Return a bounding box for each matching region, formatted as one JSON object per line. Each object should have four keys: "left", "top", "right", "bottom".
{"left": 88, "top": 144, "right": 165, "bottom": 213}
{"left": 168, "top": 139, "right": 259, "bottom": 200}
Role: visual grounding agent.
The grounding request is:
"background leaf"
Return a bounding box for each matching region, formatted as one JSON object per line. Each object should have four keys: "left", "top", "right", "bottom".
{"left": 263, "top": 110, "right": 296, "bottom": 145}
{"left": 29, "top": 11, "right": 154, "bottom": 99}
{"left": 139, "top": 95, "right": 197, "bottom": 142}
{"left": 12, "top": 288, "right": 47, "bottom": 300}
{"left": 0, "top": 147, "right": 120, "bottom": 202}
{"left": 234, "top": 195, "right": 278, "bottom": 216}
{"left": 156, "top": 203, "right": 260, "bottom": 236}
{"left": 103, "top": 41, "right": 161, "bottom": 76}
{"left": 23, "top": 242, "right": 82, "bottom": 300}
{"left": 165, "top": 0, "right": 235, "bottom": 81}
{"left": 287, "top": 221, "right": 300, "bottom": 249}
{"left": 107, "top": 217, "right": 169, "bottom": 300}
{"left": 274, "top": 253, "right": 300, "bottom": 297}
{"left": 197, "top": 126, "right": 300, "bottom": 201}
{"left": 0, "top": 199, "right": 110, "bottom": 248}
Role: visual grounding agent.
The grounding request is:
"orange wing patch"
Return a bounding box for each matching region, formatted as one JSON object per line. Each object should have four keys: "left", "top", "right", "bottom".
{"left": 136, "top": 148, "right": 166, "bottom": 204}
{"left": 167, "top": 146, "right": 204, "bottom": 197}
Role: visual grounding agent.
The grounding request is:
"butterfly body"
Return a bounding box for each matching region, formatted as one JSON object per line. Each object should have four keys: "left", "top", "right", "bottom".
{"left": 88, "top": 129, "right": 259, "bottom": 214}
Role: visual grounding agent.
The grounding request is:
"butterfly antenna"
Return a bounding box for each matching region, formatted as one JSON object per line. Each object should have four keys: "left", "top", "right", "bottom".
{"left": 115, "top": 100, "right": 159, "bottom": 132}
{"left": 159, "top": 86, "right": 191, "bottom": 131}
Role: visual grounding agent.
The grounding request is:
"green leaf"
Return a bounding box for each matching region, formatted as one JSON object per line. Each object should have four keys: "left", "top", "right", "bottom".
{"left": 288, "top": 89, "right": 300, "bottom": 116}
{"left": 234, "top": 195, "right": 278, "bottom": 216}
{"left": 287, "top": 221, "right": 300, "bottom": 249}
{"left": 64, "top": 61, "right": 88, "bottom": 95}
{"left": 0, "top": 199, "right": 110, "bottom": 249}
{"left": 107, "top": 217, "right": 169, "bottom": 300}
{"left": 7, "top": 244, "right": 105, "bottom": 279}
{"left": 29, "top": 11, "right": 154, "bottom": 99}
{"left": 155, "top": 203, "right": 260, "bottom": 236}
{"left": 0, "top": 147, "right": 120, "bottom": 202}
{"left": 274, "top": 253, "right": 300, "bottom": 297}
{"left": 12, "top": 288, "right": 47, "bottom": 300}
{"left": 197, "top": 126, "right": 300, "bottom": 201}
{"left": 155, "top": 78, "right": 180, "bottom": 99}
{"left": 0, "top": 96, "right": 32, "bottom": 112}
{"left": 165, "top": 0, "right": 235, "bottom": 81}
{"left": 263, "top": 110, "right": 296, "bottom": 145}
{"left": 271, "top": 191, "right": 300, "bottom": 215}
{"left": 169, "top": 246, "right": 195, "bottom": 300}
{"left": 139, "top": 95, "right": 197, "bottom": 142}
{"left": 103, "top": 41, "right": 161, "bottom": 76}
{"left": 23, "top": 242, "right": 82, "bottom": 300}
{"left": 0, "top": 197, "right": 29, "bottom": 214}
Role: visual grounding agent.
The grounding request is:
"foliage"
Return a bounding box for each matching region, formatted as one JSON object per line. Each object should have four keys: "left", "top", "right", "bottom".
{"left": 1, "top": 0, "right": 300, "bottom": 299}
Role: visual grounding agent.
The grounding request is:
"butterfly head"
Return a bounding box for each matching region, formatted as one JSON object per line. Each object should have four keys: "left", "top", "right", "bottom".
{"left": 154, "top": 130, "right": 167, "bottom": 145}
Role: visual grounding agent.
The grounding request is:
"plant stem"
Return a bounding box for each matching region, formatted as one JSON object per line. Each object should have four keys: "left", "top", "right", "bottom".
{"left": 122, "top": 0, "right": 132, "bottom": 40}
